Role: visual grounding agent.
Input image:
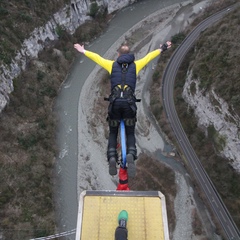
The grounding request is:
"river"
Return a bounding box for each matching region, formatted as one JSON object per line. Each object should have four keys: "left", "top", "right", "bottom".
{"left": 54, "top": 0, "right": 197, "bottom": 238}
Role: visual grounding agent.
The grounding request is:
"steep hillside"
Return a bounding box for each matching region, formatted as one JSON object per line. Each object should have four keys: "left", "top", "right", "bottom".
{"left": 150, "top": 0, "right": 240, "bottom": 231}
{"left": 192, "top": 8, "right": 240, "bottom": 116}
{"left": 179, "top": 3, "right": 240, "bottom": 227}
{"left": 0, "top": 1, "right": 109, "bottom": 239}
{"left": 0, "top": 0, "right": 69, "bottom": 65}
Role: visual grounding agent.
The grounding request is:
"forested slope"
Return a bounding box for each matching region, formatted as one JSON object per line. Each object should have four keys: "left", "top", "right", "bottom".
{"left": 150, "top": 0, "right": 240, "bottom": 229}
{"left": 0, "top": 0, "right": 107, "bottom": 239}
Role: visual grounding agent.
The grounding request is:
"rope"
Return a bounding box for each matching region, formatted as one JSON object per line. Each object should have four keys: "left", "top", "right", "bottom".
{"left": 29, "top": 229, "right": 76, "bottom": 240}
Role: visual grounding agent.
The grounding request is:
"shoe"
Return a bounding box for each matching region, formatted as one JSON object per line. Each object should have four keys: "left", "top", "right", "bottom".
{"left": 126, "top": 154, "right": 136, "bottom": 178}
{"left": 109, "top": 157, "right": 117, "bottom": 176}
{"left": 118, "top": 210, "right": 128, "bottom": 228}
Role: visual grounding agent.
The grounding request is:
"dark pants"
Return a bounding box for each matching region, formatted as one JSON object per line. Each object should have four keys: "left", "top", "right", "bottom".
{"left": 115, "top": 226, "right": 128, "bottom": 240}
{"left": 107, "top": 99, "right": 137, "bottom": 160}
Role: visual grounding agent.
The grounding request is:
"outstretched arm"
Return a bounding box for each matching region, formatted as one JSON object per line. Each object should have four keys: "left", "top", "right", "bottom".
{"left": 135, "top": 41, "right": 172, "bottom": 74}
{"left": 74, "top": 43, "right": 114, "bottom": 74}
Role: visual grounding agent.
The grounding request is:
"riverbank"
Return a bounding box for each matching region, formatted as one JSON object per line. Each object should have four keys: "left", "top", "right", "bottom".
{"left": 76, "top": 1, "right": 218, "bottom": 239}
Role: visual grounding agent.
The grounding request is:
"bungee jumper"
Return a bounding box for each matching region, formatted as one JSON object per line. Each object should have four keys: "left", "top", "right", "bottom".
{"left": 74, "top": 41, "right": 171, "bottom": 178}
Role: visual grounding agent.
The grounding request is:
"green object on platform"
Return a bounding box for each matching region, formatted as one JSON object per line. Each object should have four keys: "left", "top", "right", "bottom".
{"left": 118, "top": 210, "right": 128, "bottom": 222}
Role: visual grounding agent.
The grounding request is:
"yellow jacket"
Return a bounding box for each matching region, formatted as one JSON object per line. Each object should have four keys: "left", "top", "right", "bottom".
{"left": 84, "top": 49, "right": 161, "bottom": 75}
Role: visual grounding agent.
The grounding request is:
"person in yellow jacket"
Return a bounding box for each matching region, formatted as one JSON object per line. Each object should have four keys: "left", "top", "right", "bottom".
{"left": 74, "top": 41, "right": 171, "bottom": 177}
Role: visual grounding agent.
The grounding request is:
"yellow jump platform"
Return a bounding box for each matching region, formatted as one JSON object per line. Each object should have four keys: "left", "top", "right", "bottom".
{"left": 75, "top": 190, "right": 169, "bottom": 240}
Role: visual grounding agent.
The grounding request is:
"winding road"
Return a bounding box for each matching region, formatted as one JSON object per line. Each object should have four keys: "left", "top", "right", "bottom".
{"left": 162, "top": 5, "right": 240, "bottom": 240}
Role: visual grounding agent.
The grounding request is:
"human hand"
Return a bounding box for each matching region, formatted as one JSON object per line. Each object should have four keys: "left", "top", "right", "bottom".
{"left": 160, "top": 41, "right": 172, "bottom": 52}
{"left": 74, "top": 43, "right": 85, "bottom": 54}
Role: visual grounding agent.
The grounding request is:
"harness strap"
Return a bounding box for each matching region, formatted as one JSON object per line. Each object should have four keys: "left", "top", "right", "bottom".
{"left": 124, "top": 118, "right": 136, "bottom": 126}
{"left": 119, "top": 178, "right": 128, "bottom": 184}
{"left": 104, "top": 62, "right": 141, "bottom": 114}
{"left": 121, "top": 63, "right": 128, "bottom": 97}
{"left": 108, "top": 118, "right": 120, "bottom": 127}
{"left": 104, "top": 96, "right": 141, "bottom": 102}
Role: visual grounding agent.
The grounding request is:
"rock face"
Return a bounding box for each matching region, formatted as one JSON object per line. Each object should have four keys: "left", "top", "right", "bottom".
{"left": 183, "top": 70, "right": 240, "bottom": 172}
{"left": 102, "top": 0, "right": 136, "bottom": 14}
{"left": 0, "top": 0, "right": 136, "bottom": 112}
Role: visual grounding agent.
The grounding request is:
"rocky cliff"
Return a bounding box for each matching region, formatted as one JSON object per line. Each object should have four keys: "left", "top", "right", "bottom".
{"left": 182, "top": 4, "right": 240, "bottom": 172}
{"left": 0, "top": 0, "right": 136, "bottom": 112}
{"left": 183, "top": 70, "right": 240, "bottom": 171}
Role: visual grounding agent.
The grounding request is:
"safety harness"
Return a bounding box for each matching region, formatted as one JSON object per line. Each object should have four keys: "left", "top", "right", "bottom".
{"left": 104, "top": 63, "right": 141, "bottom": 127}
{"left": 105, "top": 63, "right": 141, "bottom": 111}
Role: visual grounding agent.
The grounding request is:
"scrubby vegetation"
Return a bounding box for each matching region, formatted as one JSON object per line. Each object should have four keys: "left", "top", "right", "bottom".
{"left": 0, "top": 1, "right": 108, "bottom": 238}
{"left": 150, "top": 0, "right": 240, "bottom": 230}
{"left": 0, "top": 43, "right": 76, "bottom": 239}
{"left": 175, "top": 5, "right": 240, "bottom": 229}
{"left": 192, "top": 13, "right": 240, "bottom": 115}
{"left": 0, "top": 0, "right": 69, "bottom": 65}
